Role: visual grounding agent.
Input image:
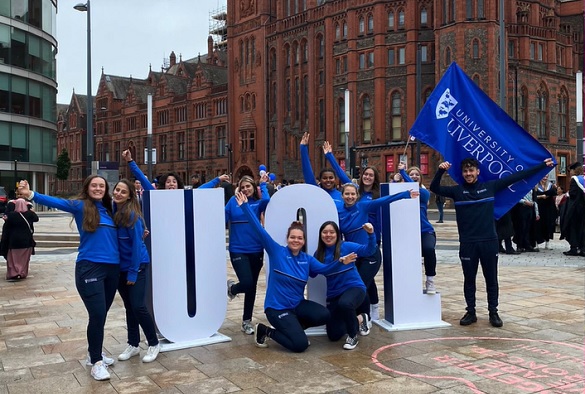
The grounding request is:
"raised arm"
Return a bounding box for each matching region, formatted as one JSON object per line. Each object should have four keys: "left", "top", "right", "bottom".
{"left": 18, "top": 180, "right": 82, "bottom": 213}
{"left": 200, "top": 174, "right": 230, "bottom": 189}
{"left": 430, "top": 162, "right": 457, "bottom": 199}
{"left": 362, "top": 189, "right": 419, "bottom": 212}
{"left": 323, "top": 141, "right": 352, "bottom": 184}
{"left": 300, "top": 132, "right": 318, "bottom": 186}
{"left": 398, "top": 161, "right": 414, "bottom": 183}
{"left": 343, "top": 223, "right": 377, "bottom": 257}
{"left": 493, "top": 159, "right": 553, "bottom": 192}
{"left": 123, "top": 150, "right": 154, "bottom": 191}
{"left": 257, "top": 174, "right": 271, "bottom": 213}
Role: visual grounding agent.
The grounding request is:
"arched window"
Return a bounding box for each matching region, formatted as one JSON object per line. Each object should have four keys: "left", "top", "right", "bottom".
{"left": 343, "top": 21, "right": 348, "bottom": 38}
{"left": 244, "top": 38, "right": 249, "bottom": 65}
{"left": 536, "top": 84, "right": 548, "bottom": 139}
{"left": 302, "top": 40, "right": 308, "bottom": 62}
{"left": 367, "top": 14, "right": 374, "bottom": 33}
{"left": 317, "top": 34, "right": 324, "bottom": 58}
{"left": 445, "top": 47, "right": 452, "bottom": 65}
{"left": 421, "top": 8, "right": 428, "bottom": 26}
{"left": 286, "top": 79, "right": 291, "bottom": 114}
{"left": 466, "top": 0, "right": 473, "bottom": 19}
{"left": 359, "top": 17, "right": 365, "bottom": 34}
{"left": 472, "top": 39, "right": 479, "bottom": 58}
{"left": 391, "top": 92, "right": 402, "bottom": 140}
{"left": 398, "top": 9, "right": 405, "bottom": 28}
{"left": 558, "top": 88, "right": 568, "bottom": 140}
{"left": 339, "top": 98, "right": 346, "bottom": 145}
{"left": 388, "top": 10, "right": 395, "bottom": 29}
{"left": 285, "top": 44, "right": 291, "bottom": 66}
{"left": 362, "top": 96, "right": 372, "bottom": 143}
{"left": 477, "top": 0, "right": 485, "bottom": 18}
{"left": 335, "top": 23, "right": 341, "bottom": 40}
{"left": 270, "top": 48, "right": 277, "bottom": 70}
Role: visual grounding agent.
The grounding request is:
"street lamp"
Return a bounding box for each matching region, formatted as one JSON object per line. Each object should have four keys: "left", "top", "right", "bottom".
{"left": 74, "top": 1, "right": 94, "bottom": 176}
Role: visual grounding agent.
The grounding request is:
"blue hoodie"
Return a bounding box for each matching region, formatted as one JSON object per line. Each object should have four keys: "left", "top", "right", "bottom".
{"left": 312, "top": 235, "right": 376, "bottom": 299}
{"left": 300, "top": 144, "right": 342, "bottom": 202}
{"left": 400, "top": 168, "right": 434, "bottom": 234}
{"left": 325, "top": 152, "right": 382, "bottom": 243}
{"left": 240, "top": 202, "right": 333, "bottom": 311}
{"left": 116, "top": 210, "right": 150, "bottom": 283}
{"left": 225, "top": 183, "right": 270, "bottom": 253}
{"left": 336, "top": 191, "right": 411, "bottom": 245}
{"left": 32, "top": 193, "right": 119, "bottom": 265}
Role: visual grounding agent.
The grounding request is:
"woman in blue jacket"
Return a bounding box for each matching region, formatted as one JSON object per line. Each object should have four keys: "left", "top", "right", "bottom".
{"left": 398, "top": 162, "right": 438, "bottom": 294}
{"left": 300, "top": 132, "right": 342, "bottom": 202}
{"left": 225, "top": 174, "right": 270, "bottom": 335}
{"left": 236, "top": 192, "right": 333, "bottom": 353}
{"left": 313, "top": 221, "right": 376, "bottom": 350}
{"left": 336, "top": 183, "right": 419, "bottom": 333}
{"left": 18, "top": 177, "right": 119, "bottom": 381}
{"left": 112, "top": 179, "right": 160, "bottom": 364}
{"left": 322, "top": 141, "right": 384, "bottom": 320}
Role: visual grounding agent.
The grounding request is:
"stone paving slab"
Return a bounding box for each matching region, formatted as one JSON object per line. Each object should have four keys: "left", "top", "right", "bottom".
{"left": 0, "top": 213, "right": 583, "bottom": 393}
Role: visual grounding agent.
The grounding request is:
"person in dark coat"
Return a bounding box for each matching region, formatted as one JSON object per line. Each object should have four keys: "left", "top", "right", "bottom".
{"left": 1, "top": 199, "right": 38, "bottom": 280}
{"left": 534, "top": 175, "right": 557, "bottom": 249}
{"left": 561, "top": 162, "right": 585, "bottom": 256}
{"left": 496, "top": 210, "right": 518, "bottom": 254}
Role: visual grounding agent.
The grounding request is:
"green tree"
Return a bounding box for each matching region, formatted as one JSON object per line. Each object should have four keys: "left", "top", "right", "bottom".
{"left": 56, "top": 149, "right": 71, "bottom": 181}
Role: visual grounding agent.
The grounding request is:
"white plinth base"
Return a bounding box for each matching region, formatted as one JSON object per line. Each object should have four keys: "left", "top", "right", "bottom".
{"left": 373, "top": 318, "right": 451, "bottom": 332}
{"left": 158, "top": 332, "right": 232, "bottom": 352}
{"left": 304, "top": 326, "right": 327, "bottom": 336}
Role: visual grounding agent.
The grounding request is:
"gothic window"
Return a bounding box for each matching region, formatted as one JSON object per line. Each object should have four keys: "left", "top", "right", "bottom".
{"left": 359, "top": 17, "right": 365, "bottom": 34}
{"left": 518, "top": 86, "right": 528, "bottom": 129}
{"left": 472, "top": 39, "right": 479, "bottom": 59}
{"left": 466, "top": 0, "right": 473, "bottom": 19}
{"left": 536, "top": 84, "right": 548, "bottom": 139}
{"left": 362, "top": 96, "right": 372, "bottom": 143}
{"left": 477, "top": 0, "right": 484, "bottom": 18}
{"left": 343, "top": 21, "right": 348, "bottom": 38}
{"left": 335, "top": 23, "right": 341, "bottom": 40}
{"left": 388, "top": 10, "right": 395, "bottom": 29}
{"left": 367, "top": 14, "right": 374, "bottom": 33}
{"left": 558, "top": 89, "right": 568, "bottom": 140}
{"left": 391, "top": 92, "right": 402, "bottom": 140}
{"left": 445, "top": 47, "right": 452, "bottom": 65}
{"left": 398, "top": 9, "right": 405, "bottom": 28}
{"left": 421, "top": 8, "right": 428, "bottom": 26}
{"left": 339, "top": 98, "right": 345, "bottom": 145}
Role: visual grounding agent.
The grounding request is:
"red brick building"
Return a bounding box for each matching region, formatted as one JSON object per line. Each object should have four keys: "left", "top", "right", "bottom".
{"left": 55, "top": 0, "right": 583, "bottom": 193}
{"left": 228, "top": 0, "right": 583, "bottom": 189}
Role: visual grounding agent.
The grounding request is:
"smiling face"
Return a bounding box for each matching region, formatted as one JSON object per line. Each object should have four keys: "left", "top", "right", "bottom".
{"left": 287, "top": 229, "right": 305, "bottom": 255}
{"left": 134, "top": 180, "right": 142, "bottom": 192}
{"left": 319, "top": 171, "right": 336, "bottom": 190}
{"left": 165, "top": 176, "right": 178, "bottom": 190}
{"left": 87, "top": 177, "right": 107, "bottom": 200}
{"left": 462, "top": 166, "right": 480, "bottom": 184}
{"left": 113, "top": 182, "right": 131, "bottom": 205}
{"left": 342, "top": 184, "right": 359, "bottom": 207}
{"left": 239, "top": 181, "right": 255, "bottom": 197}
{"left": 320, "top": 224, "right": 338, "bottom": 247}
{"left": 361, "top": 168, "right": 376, "bottom": 188}
{"left": 409, "top": 169, "right": 421, "bottom": 184}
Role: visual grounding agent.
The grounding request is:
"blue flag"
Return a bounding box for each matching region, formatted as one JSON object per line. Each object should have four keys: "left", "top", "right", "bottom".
{"left": 410, "top": 62, "right": 555, "bottom": 219}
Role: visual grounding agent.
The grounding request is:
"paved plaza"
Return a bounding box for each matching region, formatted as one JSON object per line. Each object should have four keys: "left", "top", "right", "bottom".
{"left": 0, "top": 212, "right": 583, "bottom": 393}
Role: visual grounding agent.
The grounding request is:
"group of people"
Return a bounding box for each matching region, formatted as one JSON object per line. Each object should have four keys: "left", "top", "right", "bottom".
{"left": 6, "top": 138, "right": 564, "bottom": 378}
{"left": 496, "top": 161, "right": 584, "bottom": 257}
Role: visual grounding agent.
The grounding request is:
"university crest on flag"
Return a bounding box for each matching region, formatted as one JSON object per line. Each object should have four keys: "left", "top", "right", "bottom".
{"left": 410, "top": 62, "right": 556, "bottom": 219}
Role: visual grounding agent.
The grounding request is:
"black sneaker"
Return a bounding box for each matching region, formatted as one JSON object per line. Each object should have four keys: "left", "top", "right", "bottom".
{"left": 358, "top": 313, "right": 371, "bottom": 336}
{"left": 459, "top": 312, "right": 477, "bottom": 326}
{"left": 343, "top": 335, "right": 359, "bottom": 350}
{"left": 489, "top": 312, "right": 503, "bottom": 327}
{"left": 255, "top": 323, "right": 269, "bottom": 348}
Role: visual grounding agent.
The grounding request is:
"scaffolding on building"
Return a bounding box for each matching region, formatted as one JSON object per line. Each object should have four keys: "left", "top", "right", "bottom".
{"left": 209, "top": 4, "right": 228, "bottom": 50}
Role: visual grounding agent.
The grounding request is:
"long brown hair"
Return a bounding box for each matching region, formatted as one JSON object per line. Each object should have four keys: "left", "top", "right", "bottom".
{"left": 407, "top": 166, "right": 423, "bottom": 186}
{"left": 113, "top": 179, "right": 142, "bottom": 228}
{"left": 238, "top": 175, "right": 261, "bottom": 200}
{"left": 77, "top": 175, "right": 113, "bottom": 232}
{"left": 359, "top": 166, "right": 380, "bottom": 199}
{"left": 315, "top": 221, "right": 342, "bottom": 263}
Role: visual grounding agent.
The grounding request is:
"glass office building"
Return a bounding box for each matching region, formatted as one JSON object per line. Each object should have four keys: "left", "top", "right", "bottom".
{"left": 0, "top": 0, "right": 57, "bottom": 196}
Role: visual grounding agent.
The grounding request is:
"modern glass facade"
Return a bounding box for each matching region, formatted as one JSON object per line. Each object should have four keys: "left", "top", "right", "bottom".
{"left": 0, "top": 0, "right": 57, "bottom": 197}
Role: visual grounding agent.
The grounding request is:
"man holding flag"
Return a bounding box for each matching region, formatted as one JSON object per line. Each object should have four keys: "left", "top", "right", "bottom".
{"left": 410, "top": 62, "right": 556, "bottom": 327}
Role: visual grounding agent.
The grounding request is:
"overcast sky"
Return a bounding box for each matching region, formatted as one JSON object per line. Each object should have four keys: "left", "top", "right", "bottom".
{"left": 56, "top": 0, "right": 227, "bottom": 104}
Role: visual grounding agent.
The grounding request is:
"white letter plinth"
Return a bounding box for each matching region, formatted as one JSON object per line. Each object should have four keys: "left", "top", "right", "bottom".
{"left": 376, "top": 183, "right": 450, "bottom": 331}
{"left": 143, "top": 188, "right": 231, "bottom": 351}
{"left": 264, "top": 184, "right": 338, "bottom": 335}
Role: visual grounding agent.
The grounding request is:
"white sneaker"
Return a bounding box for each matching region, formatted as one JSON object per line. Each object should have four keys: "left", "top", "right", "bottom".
{"left": 425, "top": 280, "right": 437, "bottom": 295}
{"left": 142, "top": 343, "right": 161, "bottom": 363}
{"left": 241, "top": 320, "right": 255, "bottom": 335}
{"left": 370, "top": 303, "right": 380, "bottom": 321}
{"left": 85, "top": 352, "right": 115, "bottom": 366}
{"left": 90, "top": 360, "right": 110, "bottom": 381}
{"left": 118, "top": 345, "right": 140, "bottom": 361}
